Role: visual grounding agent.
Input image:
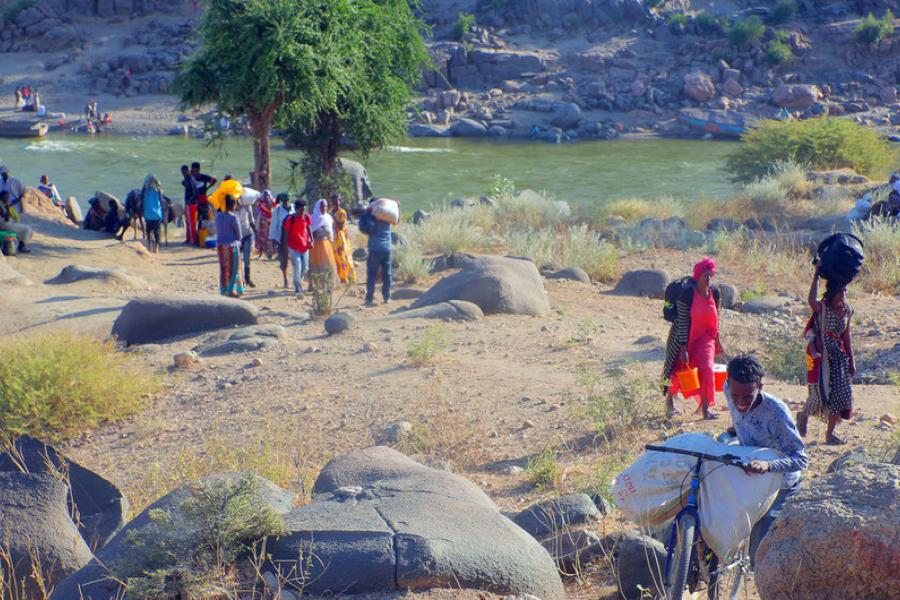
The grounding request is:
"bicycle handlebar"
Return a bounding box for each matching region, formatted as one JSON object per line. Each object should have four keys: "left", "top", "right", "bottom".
{"left": 645, "top": 444, "right": 747, "bottom": 468}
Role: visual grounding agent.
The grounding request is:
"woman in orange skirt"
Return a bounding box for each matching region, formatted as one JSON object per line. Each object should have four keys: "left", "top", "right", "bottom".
{"left": 309, "top": 199, "right": 338, "bottom": 286}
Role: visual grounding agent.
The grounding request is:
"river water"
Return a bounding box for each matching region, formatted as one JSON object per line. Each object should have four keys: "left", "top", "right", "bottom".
{"left": 1, "top": 134, "right": 738, "bottom": 211}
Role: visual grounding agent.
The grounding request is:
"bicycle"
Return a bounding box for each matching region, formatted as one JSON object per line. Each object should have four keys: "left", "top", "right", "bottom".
{"left": 644, "top": 444, "right": 754, "bottom": 600}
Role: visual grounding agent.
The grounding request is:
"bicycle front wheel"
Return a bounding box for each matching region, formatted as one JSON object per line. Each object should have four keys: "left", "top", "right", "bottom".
{"left": 708, "top": 551, "right": 746, "bottom": 600}
{"left": 666, "top": 517, "right": 695, "bottom": 600}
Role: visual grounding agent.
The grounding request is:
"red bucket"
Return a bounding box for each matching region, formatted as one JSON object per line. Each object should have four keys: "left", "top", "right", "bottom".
{"left": 714, "top": 364, "right": 728, "bottom": 392}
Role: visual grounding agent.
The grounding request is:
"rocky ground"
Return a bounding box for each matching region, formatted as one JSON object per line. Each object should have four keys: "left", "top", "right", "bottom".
{"left": 0, "top": 0, "right": 898, "bottom": 140}
{"left": 2, "top": 193, "right": 898, "bottom": 598}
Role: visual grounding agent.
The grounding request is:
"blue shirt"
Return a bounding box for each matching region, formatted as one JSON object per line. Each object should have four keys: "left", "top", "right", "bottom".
{"left": 725, "top": 382, "right": 808, "bottom": 488}
{"left": 214, "top": 211, "right": 243, "bottom": 246}
{"left": 143, "top": 189, "right": 163, "bottom": 221}
{"left": 360, "top": 212, "right": 392, "bottom": 253}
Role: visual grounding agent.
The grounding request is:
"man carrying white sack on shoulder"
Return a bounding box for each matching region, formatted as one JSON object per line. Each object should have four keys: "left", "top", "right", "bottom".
{"left": 723, "top": 353, "right": 808, "bottom": 566}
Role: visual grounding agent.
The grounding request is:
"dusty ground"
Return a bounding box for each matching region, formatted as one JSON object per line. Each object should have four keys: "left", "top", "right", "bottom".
{"left": 2, "top": 212, "right": 898, "bottom": 599}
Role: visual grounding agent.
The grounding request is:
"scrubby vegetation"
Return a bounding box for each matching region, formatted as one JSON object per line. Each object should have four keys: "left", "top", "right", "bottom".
{"left": 454, "top": 12, "right": 476, "bottom": 40}
{"left": 768, "top": 0, "right": 797, "bottom": 25}
{"left": 407, "top": 325, "right": 451, "bottom": 366}
{"left": 694, "top": 11, "right": 725, "bottom": 34}
{"left": 122, "top": 475, "right": 285, "bottom": 599}
{"left": 726, "top": 118, "right": 893, "bottom": 182}
{"left": 766, "top": 39, "right": 794, "bottom": 65}
{"left": 854, "top": 11, "right": 895, "bottom": 45}
{"left": 728, "top": 16, "right": 766, "bottom": 48}
{"left": 852, "top": 218, "right": 900, "bottom": 294}
{"left": 0, "top": 331, "right": 157, "bottom": 441}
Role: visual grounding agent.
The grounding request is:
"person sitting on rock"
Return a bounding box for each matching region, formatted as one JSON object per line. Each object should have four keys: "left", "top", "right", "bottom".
{"left": 0, "top": 165, "right": 25, "bottom": 215}
{"left": 37, "top": 174, "right": 64, "bottom": 208}
{"left": 0, "top": 191, "right": 33, "bottom": 253}
{"left": 723, "top": 354, "right": 808, "bottom": 565}
{"left": 83, "top": 198, "right": 106, "bottom": 231}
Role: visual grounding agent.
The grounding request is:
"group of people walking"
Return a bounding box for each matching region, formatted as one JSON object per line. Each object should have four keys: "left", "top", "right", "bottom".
{"left": 662, "top": 256, "right": 855, "bottom": 445}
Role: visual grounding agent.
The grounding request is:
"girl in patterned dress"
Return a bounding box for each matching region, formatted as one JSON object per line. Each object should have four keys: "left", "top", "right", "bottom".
{"left": 797, "top": 261, "right": 855, "bottom": 445}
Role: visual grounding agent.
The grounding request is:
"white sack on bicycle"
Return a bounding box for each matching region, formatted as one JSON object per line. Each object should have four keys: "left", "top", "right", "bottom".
{"left": 613, "top": 433, "right": 784, "bottom": 559}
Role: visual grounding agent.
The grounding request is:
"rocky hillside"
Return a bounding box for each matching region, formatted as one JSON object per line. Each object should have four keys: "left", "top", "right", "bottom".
{"left": 1, "top": 0, "right": 898, "bottom": 140}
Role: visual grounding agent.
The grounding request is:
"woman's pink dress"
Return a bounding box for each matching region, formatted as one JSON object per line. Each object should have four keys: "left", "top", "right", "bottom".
{"left": 670, "top": 288, "right": 719, "bottom": 406}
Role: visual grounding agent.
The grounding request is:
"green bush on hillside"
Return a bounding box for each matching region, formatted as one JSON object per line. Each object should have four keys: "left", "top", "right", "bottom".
{"left": 728, "top": 16, "right": 766, "bottom": 47}
{"left": 726, "top": 118, "right": 893, "bottom": 182}
{"left": 766, "top": 40, "right": 794, "bottom": 65}
{"left": 0, "top": 331, "right": 157, "bottom": 440}
{"left": 854, "top": 11, "right": 895, "bottom": 45}
{"left": 768, "top": 0, "right": 798, "bottom": 25}
{"left": 453, "top": 12, "right": 476, "bottom": 40}
{"left": 694, "top": 11, "right": 726, "bottom": 34}
{"left": 668, "top": 12, "right": 688, "bottom": 26}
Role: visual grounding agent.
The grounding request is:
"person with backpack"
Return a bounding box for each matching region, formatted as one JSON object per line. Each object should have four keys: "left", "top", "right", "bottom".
{"left": 795, "top": 260, "right": 855, "bottom": 445}
{"left": 661, "top": 257, "right": 725, "bottom": 419}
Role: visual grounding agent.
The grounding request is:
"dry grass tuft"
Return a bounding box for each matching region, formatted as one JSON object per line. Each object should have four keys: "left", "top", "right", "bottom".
{"left": 0, "top": 331, "right": 158, "bottom": 441}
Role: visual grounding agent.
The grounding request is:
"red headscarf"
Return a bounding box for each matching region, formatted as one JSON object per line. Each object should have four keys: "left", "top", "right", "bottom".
{"left": 693, "top": 257, "right": 717, "bottom": 281}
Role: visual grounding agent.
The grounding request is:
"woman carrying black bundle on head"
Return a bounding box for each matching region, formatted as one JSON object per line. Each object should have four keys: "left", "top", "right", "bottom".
{"left": 797, "top": 262, "right": 855, "bottom": 445}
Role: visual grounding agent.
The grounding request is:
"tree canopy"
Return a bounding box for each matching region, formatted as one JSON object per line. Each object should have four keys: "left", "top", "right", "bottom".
{"left": 176, "top": 0, "right": 429, "bottom": 193}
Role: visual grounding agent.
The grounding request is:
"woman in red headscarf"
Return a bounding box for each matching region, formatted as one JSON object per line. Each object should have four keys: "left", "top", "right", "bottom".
{"left": 662, "top": 257, "right": 726, "bottom": 419}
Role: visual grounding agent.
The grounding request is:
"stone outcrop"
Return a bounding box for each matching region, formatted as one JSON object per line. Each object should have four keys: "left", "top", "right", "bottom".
{"left": 411, "top": 254, "right": 550, "bottom": 316}
{"left": 266, "top": 447, "right": 565, "bottom": 599}
{"left": 611, "top": 269, "right": 669, "bottom": 299}
{"left": 111, "top": 295, "right": 259, "bottom": 345}
{"left": 755, "top": 463, "right": 899, "bottom": 600}
{"left": 684, "top": 71, "right": 716, "bottom": 102}
{"left": 772, "top": 84, "right": 820, "bottom": 109}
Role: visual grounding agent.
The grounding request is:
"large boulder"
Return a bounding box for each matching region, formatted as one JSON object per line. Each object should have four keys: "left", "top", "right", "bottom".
{"left": 301, "top": 158, "right": 373, "bottom": 210}
{"left": 324, "top": 311, "right": 357, "bottom": 335}
{"left": 192, "top": 324, "right": 286, "bottom": 356}
{"left": 410, "top": 254, "right": 549, "bottom": 316}
{"left": 550, "top": 102, "right": 582, "bottom": 129}
{"left": 46, "top": 265, "right": 148, "bottom": 288}
{"left": 0, "top": 473, "right": 94, "bottom": 598}
{"left": 51, "top": 474, "right": 293, "bottom": 600}
{"left": 513, "top": 493, "right": 601, "bottom": 538}
{"left": 772, "top": 84, "right": 820, "bottom": 110}
{"left": 755, "top": 463, "right": 899, "bottom": 600}
{"left": 110, "top": 295, "right": 259, "bottom": 345}
{"left": 267, "top": 447, "right": 564, "bottom": 599}
{"left": 451, "top": 118, "right": 488, "bottom": 137}
{"left": 0, "top": 435, "right": 127, "bottom": 552}
{"left": 388, "top": 300, "right": 484, "bottom": 321}
{"left": 684, "top": 72, "right": 716, "bottom": 102}
{"left": 545, "top": 267, "right": 591, "bottom": 284}
{"left": 64, "top": 196, "right": 83, "bottom": 226}
{"left": 616, "top": 531, "right": 667, "bottom": 599}
{"left": 742, "top": 295, "right": 791, "bottom": 314}
{"left": 611, "top": 269, "right": 669, "bottom": 299}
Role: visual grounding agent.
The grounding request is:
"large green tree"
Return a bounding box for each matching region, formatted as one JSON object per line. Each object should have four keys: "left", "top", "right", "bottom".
{"left": 177, "top": 0, "right": 428, "bottom": 193}
{"left": 280, "top": 0, "right": 429, "bottom": 199}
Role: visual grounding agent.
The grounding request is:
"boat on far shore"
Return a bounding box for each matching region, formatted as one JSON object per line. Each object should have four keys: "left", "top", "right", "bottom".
{"left": 678, "top": 109, "right": 757, "bottom": 138}
{"left": 0, "top": 116, "right": 49, "bottom": 139}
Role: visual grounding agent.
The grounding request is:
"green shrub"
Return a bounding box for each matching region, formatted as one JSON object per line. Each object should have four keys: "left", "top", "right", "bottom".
{"left": 762, "top": 333, "right": 806, "bottom": 384}
{"left": 122, "top": 474, "right": 285, "bottom": 599}
{"left": 453, "top": 12, "right": 476, "bottom": 40}
{"left": 726, "top": 118, "right": 893, "bottom": 182}
{"left": 768, "top": 0, "right": 797, "bottom": 24}
{"left": 525, "top": 446, "right": 561, "bottom": 489}
{"left": 407, "top": 325, "right": 451, "bottom": 367}
{"left": 572, "top": 372, "right": 661, "bottom": 441}
{"left": 854, "top": 11, "right": 894, "bottom": 45}
{"left": 766, "top": 40, "right": 794, "bottom": 64}
{"left": 0, "top": 331, "right": 156, "bottom": 440}
{"left": 728, "top": 16, "right": 766, "bottom": 47}
{"left": 694, "top": 11, "right": 725, "bottom": 34}
{"left": 668, "top": 12, "right": 688, "bottom": 26}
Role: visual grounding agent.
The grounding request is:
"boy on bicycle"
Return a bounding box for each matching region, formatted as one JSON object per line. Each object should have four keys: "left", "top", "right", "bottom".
{"left": 724, "top": 354, "right": 808, "bottom": 565}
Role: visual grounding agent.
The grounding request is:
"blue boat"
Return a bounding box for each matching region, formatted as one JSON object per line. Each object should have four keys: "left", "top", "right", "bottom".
{"left": 678, "top": 109, "right": 758, "bottom": 138}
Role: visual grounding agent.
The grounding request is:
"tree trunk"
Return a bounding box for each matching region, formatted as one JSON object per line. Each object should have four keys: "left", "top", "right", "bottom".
{"left": 248, "top": 112, "right": 271, "bottom": 190}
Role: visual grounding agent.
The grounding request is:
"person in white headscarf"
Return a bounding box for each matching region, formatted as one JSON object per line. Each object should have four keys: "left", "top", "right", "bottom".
{"left": 308, "top": 198, "right": 337, "bottom": 286}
